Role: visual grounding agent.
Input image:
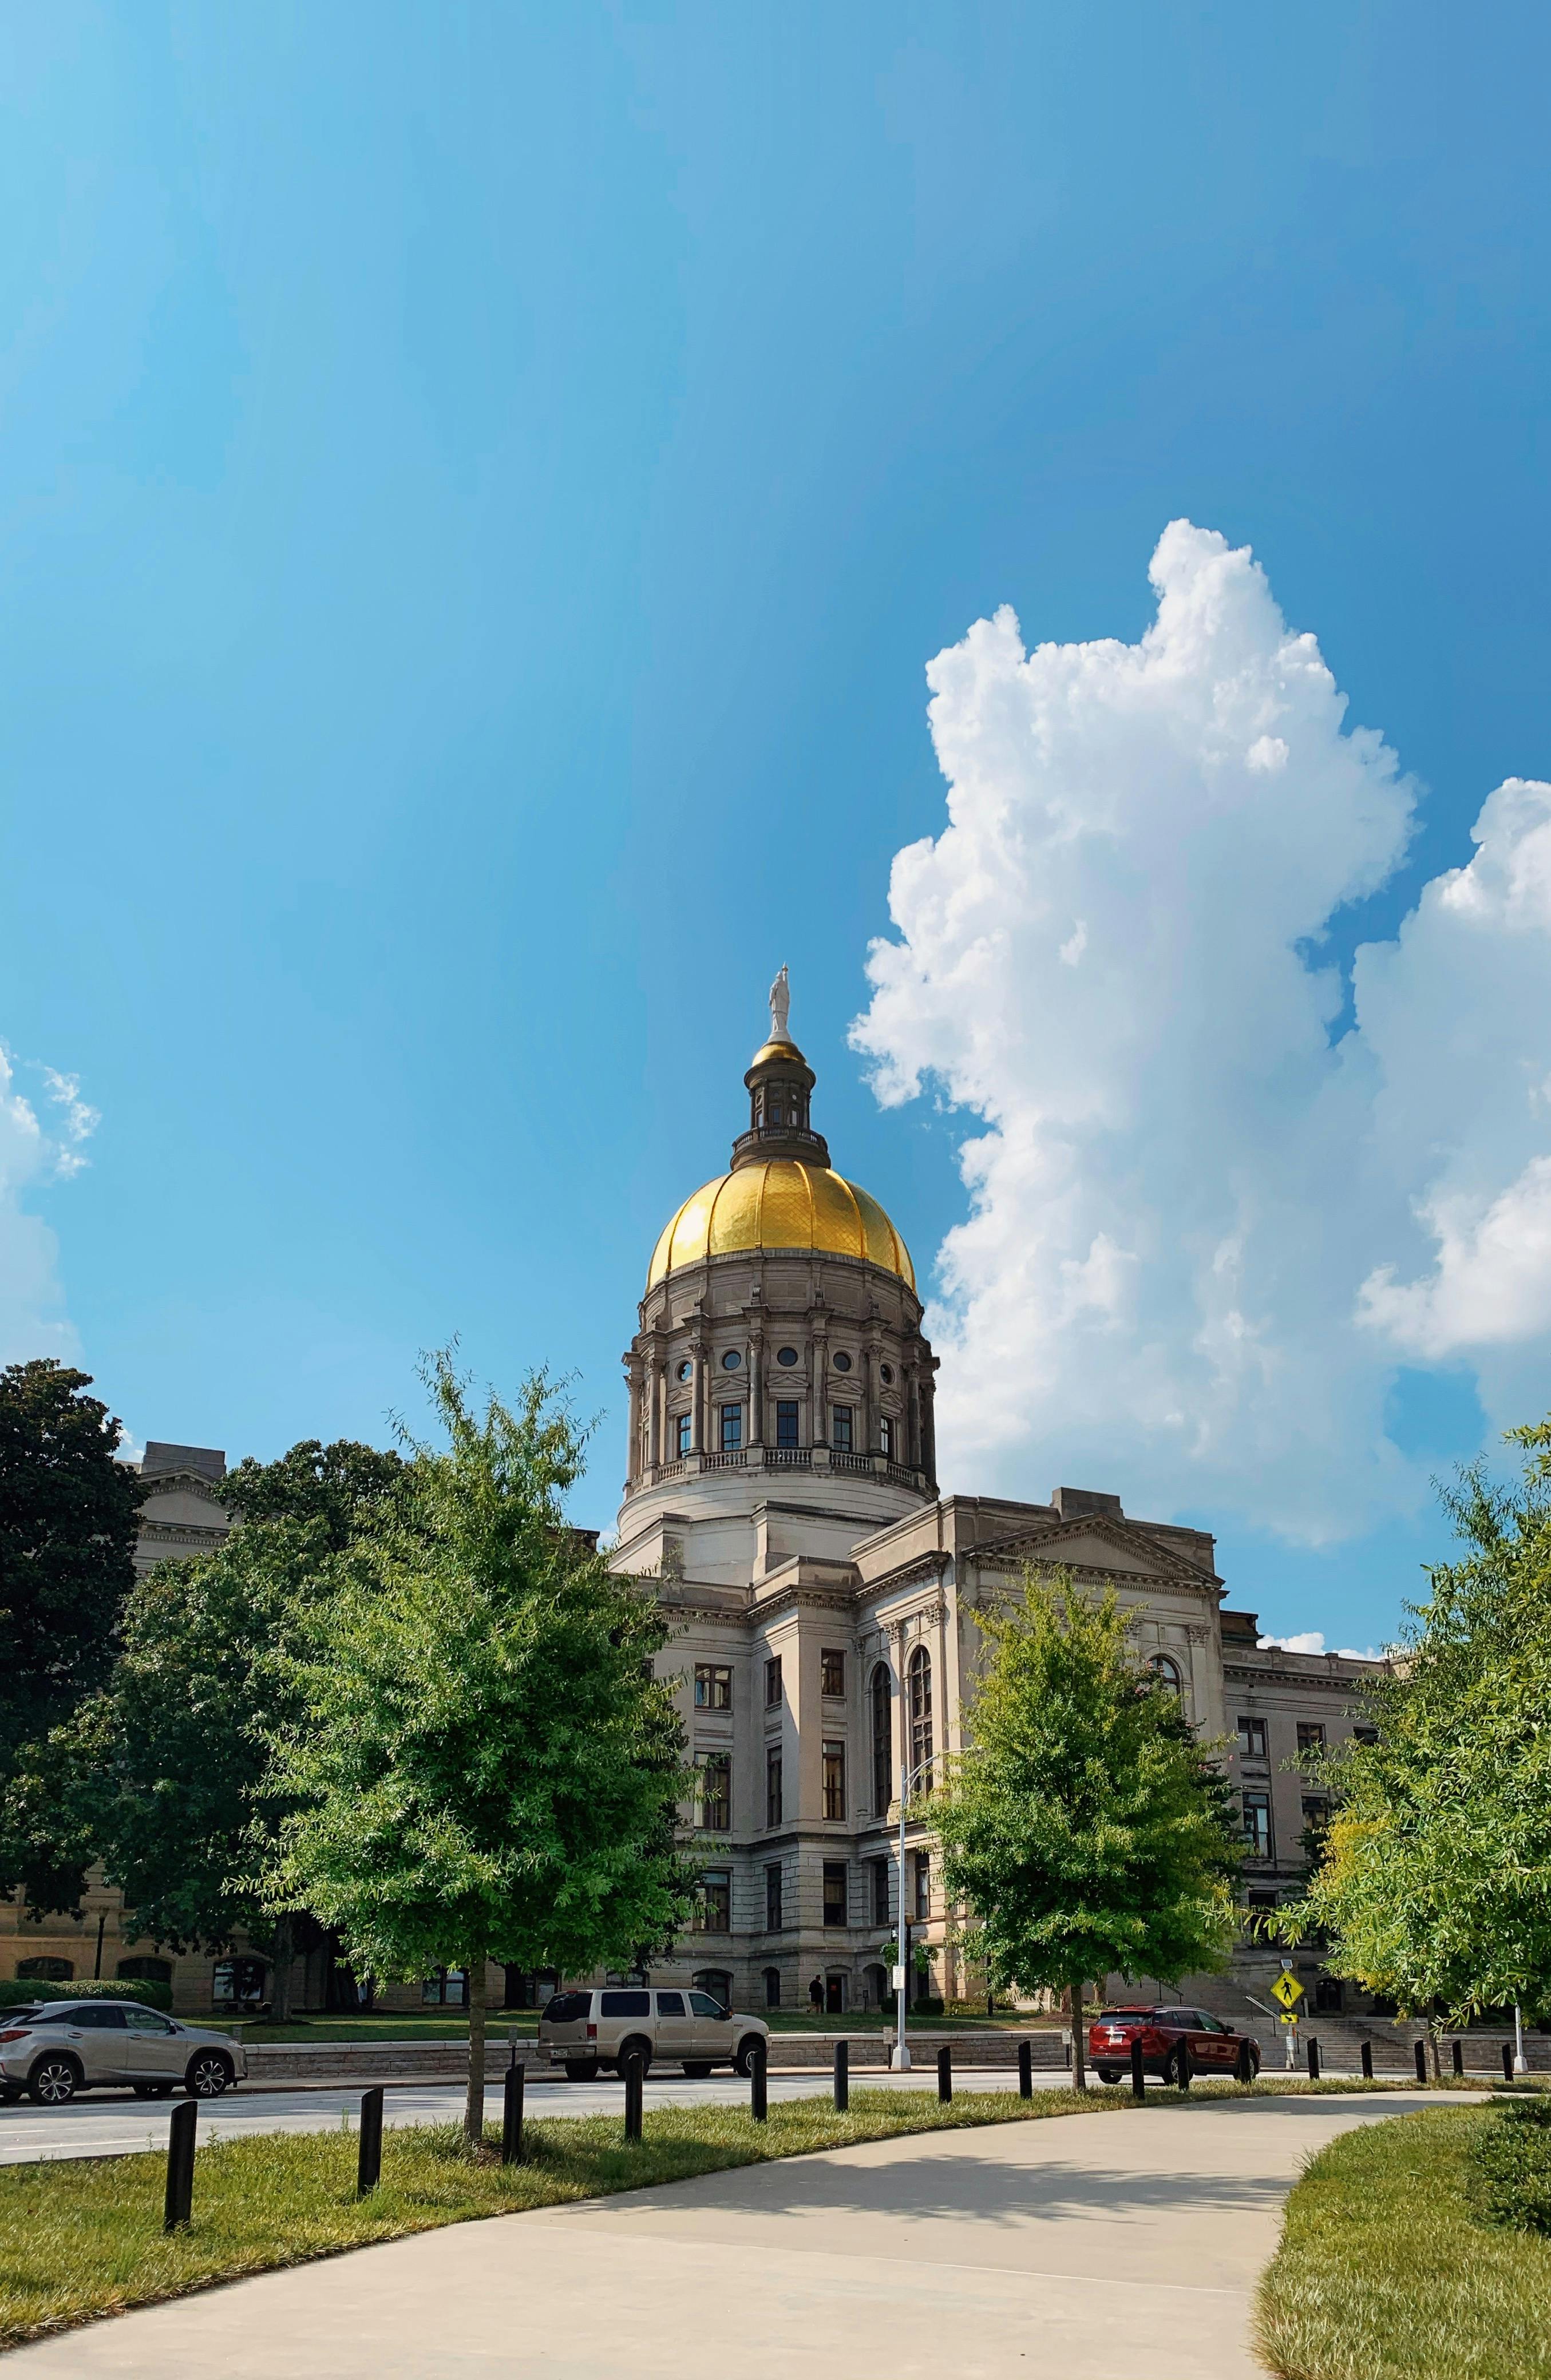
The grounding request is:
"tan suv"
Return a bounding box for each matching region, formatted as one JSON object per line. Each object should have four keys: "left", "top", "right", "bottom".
{"left": 539, "top": 1987, "right": 769, "bottom": 2081}
{"left": 0, "top": 2001, "right": 246, "bottom": 2104}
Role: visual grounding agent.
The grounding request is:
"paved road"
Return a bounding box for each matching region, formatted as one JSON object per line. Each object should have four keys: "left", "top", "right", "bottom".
{"left": 0, "top": 2065, "right": 1078, "bottom": 2166}
{"left": 9, "top": 2089, "right": 1455, "bottom": 2378}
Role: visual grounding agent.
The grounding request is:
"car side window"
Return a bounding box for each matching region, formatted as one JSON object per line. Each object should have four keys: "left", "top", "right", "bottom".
{"left": 688, "top": 1991, "right": 727, "bottom": 2017}
{"left": 124, "top": 2009, "right": 175, "bottom": 2033}
{"left": 68, "top": 2006, "right": 127, "bottom": 2029}
{"left": 654, "top": 1991, "right": 686, "bottom": 2016}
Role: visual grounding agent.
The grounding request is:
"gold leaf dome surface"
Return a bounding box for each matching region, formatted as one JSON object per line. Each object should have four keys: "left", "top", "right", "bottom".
{"left": 647, "top": 1161, "right": 916, "bottom": 1293}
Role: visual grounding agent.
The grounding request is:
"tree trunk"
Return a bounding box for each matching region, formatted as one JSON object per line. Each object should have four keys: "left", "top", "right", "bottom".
{"left": 464, "top": 1958, "right": 488, "bottom": 2148}
{"left": 1071, "top": 1979, "right": 1088, "bottom": 2090}
{"left": 270, "top": 1913, "right": 294, "bottom": 2025}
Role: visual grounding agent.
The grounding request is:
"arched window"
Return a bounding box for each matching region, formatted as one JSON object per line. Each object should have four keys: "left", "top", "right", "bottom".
{"left": 762, "top": 1966, "right": 782, "bottom": 2009}
{"left": 16, "top": 1957, "right": 72, "bottom": 1982}
{"left": 909, "top": 1645, "right": 933, "bottom": 1784}
{"left": 212, "top": 1955, "right": 270, "bottom": 2008}
{"left": 117, "top": 1957, "right": 172, "bottom": 1987}
{"left": 1149, "top": 1653, "right": 1183, "bottom": 1696}
{"left": 871, "top": 1662, "right": 893, "bottom": 1812}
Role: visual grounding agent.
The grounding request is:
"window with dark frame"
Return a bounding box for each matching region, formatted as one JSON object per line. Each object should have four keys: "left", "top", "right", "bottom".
{"left": 1237, "top": 1714, "right": 1268, "bottom": 1759}
{"left": 821, "top": 1648, "right": 845, "bottom": 1697}
{"left": 871, "top": 1856, "right": 891, "bottom": 1926}
{"left": 694, "top": 1664, "right": 732, "bottom": 1710}
{"left": 765, "top": 1863, "right": 783, "bottom": 1931}
{"left": 764, "top": 1654, "right": 783, "bottom": 1706}
{"left": 696, "top": 1753, "right": 731, "bottom": 1831}
{"left": 871, "top": 1662, "right": 892, "bottom": 1811}
{"left": 1352, "top": 1724, "right": 1379, "bottom": 1745}
{"left": 695, "top": 1871, "right": 731, "bottom": 1932}
{"left": 719, "top": 1404, "right": 743, "bottom": 1451}
{"left": 822, "top": 1739, "right": 846, "bottom": 1820}
{"left": 766, "top": 1743, "right": 783, "bottom": 1828}
{"left": 675, "top": 1413, "right": 692, "bottom": 1457}
{"left": 1296, "top": 1721, "right": 1326, "bottom": 1757}
{"left": 913, "top": 1849, "right": 931, "bottom": 1922}
{"left": 1301, "top": 1796, "right": 1332, "bottom": 1850}
{"left": 880, "top": 1416, "right": 896, "bottom": 1458}
{"left": 1242, "top": 1791, "right": 1273, "bottom": 1859}
{"left": 764, "top": 1966, "right": 782, "bottom": 2008}
{"left": 909, "top": 1645, "right": 933, "bottom": 1781}
{"left": 822, "top": 1861, "right": 848, "bottom": 1928}
{"left": 776, "top": 1400, "right": 800, "bottom": 1447}
{"left": 831, "top": 1405, "right": 853, "bottom": 1451}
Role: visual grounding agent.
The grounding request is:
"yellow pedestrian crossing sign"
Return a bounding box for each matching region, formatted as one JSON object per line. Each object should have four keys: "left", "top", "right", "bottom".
{"left": 1271, "top": 1971, "right": 1305, "bottom": 2013}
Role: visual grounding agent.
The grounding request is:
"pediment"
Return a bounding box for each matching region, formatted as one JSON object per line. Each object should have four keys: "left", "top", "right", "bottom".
{"left": 139, "top": 1482, "right": 231, "bottom": 1528}
{"left": 970, "top": 1510, "right": 1215, "bottom": 1588}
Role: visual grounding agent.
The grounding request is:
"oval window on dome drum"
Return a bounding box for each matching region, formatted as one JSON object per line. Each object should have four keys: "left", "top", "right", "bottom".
{"left": 777, "top": 1347, "right": 799, "bottom": 1367}
{"left": 721, "top": 1350, "right": 742, "bottom": 1370}
{"left": 677, "top": 1361, "right": 693, "bottom": 1382}
{"left": 880, "top": 1363, "right": 895, "bottom": 1384}
{"left": 832, "top": 1351, "right": 852, "bottom": 1372}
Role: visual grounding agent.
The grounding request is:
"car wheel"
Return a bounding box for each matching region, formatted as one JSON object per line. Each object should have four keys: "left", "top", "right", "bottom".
{"left": 681, "top": 2061, "right": 713, "bottom": 2078}
{"left": 28, "top": 2056, "right": 80, "bottom": 2106}
{"left": 616, "top": 2038, "right": 652, "bottom": 2081}
{"left": 564, "top": 2059, "right": 600, "bottom": 2081}
{"left": 185, "top": 2052, "right": 234, "bottom": 2098}
{"left": 1166, "top": 2045, "right": 1189, "bottom": 2086}
{"left": 733, "top": 2036, "right": 764, "bottom": 2078}
{"left": 1094, "top": 2066, "right": 1121, "bottom": 2085}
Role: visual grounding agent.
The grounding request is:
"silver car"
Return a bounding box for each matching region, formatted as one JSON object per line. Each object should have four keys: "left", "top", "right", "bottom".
{"left": 0, "top": 2001, "right": 247, "bottom": 2105}
{"left": 539, "top": 1986, "right": 769, "bottom": 2080}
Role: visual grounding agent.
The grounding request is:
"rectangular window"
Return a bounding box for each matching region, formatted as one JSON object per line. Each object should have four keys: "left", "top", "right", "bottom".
{"left": 675, "top": 1413, "right": 692, "bottom": 1458}
{"left": 871, "top": 1856, "right": 891, "bottom": 1926}
{"left": 1352, "top": 1725, "right": 1379, "bottom": 1746}
{"left": 695, "top": 1871, "right": 731, "bottom": 1932}
{"left": 913, "top": 1850, "right": 931, "bottom": 1923}
{"left": 776, "top": 1400, "right": 800, "bottom": 1448}
{"left": 1242, "top": 1791, "right": 1273, "bottom": 1859}
{"left": 1296, "top": 1722, "right": 1326, "bottom": 1758}
{"left": 765, "top": 1863, "right": 783, "bottom": 1930}
{"left": 766, "top": 1744, "right": 783, "bottom": 1828}
{"left": 694, "top": 1664, "right": 732, "bottom": 1710}
{"left": 880, "top": 1416, "right": 895, "bottom": 1458}
{"left": 1301, "top": 1797, "right": 1332, "bottom": 1850}
{"left": 822, "top": 1860, "right": 848, "bottom": 1928}
{"left": 764, "top": 1654, "right": 783, "bottom": 1706}
{"left": 820, "top": 1648, "right": 845, "bottom": 1697}
{"left": 1237, "top": 1714, "right": 1267, "bottom": 1759}
{"left": 696, "top": 1753, "right": 731, "bottom": 1831}
{"left": 831, "top": 1405, "right": 853, "bottom": 1451}
{"left": 822, "top": 1740, "right": 846, "bottom": 1820}
{"left": 719, "top": 1404, "right": 743, "bottom": 1452}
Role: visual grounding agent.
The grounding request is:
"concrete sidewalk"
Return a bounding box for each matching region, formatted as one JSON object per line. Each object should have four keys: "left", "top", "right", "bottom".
{"left": 10, "top": 2090, "right": 1453, "bottom": 2378}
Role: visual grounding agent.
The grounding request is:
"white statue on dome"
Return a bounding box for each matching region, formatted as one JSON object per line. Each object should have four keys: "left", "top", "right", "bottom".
{"left": 768, "top": 964, "right": 792, "bottom": 1042}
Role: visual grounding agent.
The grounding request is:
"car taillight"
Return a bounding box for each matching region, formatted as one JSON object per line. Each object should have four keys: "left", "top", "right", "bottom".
{"left": 0, "top": 2028, "right": 31, "bottom": 2044}
{"left": 586, "top": 2022, "right": 597, "bottom": 2040}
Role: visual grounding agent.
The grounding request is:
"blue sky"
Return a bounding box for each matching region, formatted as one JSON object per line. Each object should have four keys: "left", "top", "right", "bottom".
{"left": 2, "top": 4, "right": 1548, "bottom": 1652}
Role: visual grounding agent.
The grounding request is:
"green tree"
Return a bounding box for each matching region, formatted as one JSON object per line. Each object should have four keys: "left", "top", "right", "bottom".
{"left": 3, "top": 1441, "right": 397, "bottom": 2019}
{"left": 933, "top": 1570, "right": 1241, "bottom": 2084}
{"left": 265, "top": 1357, "right": 693, "bottom": 2144}
{"left": 0, "top": 1360, "right": 140, "bottom": 1790}
{"left": 1274, "top": 1421, "right": 1551, "bottom": 2031}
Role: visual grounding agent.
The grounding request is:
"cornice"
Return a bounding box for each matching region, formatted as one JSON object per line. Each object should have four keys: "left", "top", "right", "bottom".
{"left": 857, "top": 1550, "right": 949, "bottom": 1595}
{"left": 969, "top": 1509, "right": 1220, "bottom": 1588}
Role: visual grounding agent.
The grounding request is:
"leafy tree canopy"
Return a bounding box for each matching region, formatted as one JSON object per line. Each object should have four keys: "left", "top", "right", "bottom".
{"left": 223, "top": 1438, "right": 405, "bottom": 1553}
{"left": 933, "top": 1570, "right": 1240, "bottom": 2072}
{"left": 0, "top": 1360, "right": 140, "bottom": 1773}
{"left": 1277, "top": 1420, "right": 1551, "bottom": 2025}
{"left": 264, "top": 1355, "right": 693, "bottom": 2139}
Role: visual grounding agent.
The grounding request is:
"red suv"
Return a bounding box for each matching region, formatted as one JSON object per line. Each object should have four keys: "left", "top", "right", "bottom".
{"left": 1088, "top": 2005, "right": 1260, "bottom": 2085}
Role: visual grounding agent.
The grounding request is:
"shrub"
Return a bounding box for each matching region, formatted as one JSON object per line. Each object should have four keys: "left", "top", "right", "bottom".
{"left": 1469, "top": 2096, "right": 1551, "bottom": 2235}
{"left": 0, "top": 1979, "right": 175, "bottom": 2013}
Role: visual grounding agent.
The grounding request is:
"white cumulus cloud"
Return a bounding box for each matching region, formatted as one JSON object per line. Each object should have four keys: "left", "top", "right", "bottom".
{"left": 853, "top": 521, "right": 1551, "bottom": 1543}
{"left": 0, "top": 1043, "right": 97, "bottom": 1367}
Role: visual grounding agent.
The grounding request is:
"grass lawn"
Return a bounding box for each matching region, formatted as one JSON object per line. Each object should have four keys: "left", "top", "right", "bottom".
{"left": 1257, "top": 2105, "right": 1551, "bottom": 2379}
{"left": 2, "top": 2074, "right": 1401, "bottom": 2351}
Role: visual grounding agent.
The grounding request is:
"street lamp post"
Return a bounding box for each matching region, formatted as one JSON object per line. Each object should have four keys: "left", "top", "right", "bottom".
{"left": 891, "top": 1755, "right": 933, "bottom": 2072}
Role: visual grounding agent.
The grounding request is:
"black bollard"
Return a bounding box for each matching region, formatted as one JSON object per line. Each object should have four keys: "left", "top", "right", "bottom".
{"left": 164, "top": 2098, "right": 197, "bottom": 2232}
{"left": 1451, "top": 2039, "right": 1464, "bottom": 2078}
{"left": 1235, "top": 2040, "right": 1253, "bottom": 2085}
{"left": 357, "top": 2085, "right": 384, "bottom": 2195}
{"left": 833, "top": 2039, "right": 849, "bottom": 2114}
{"left": 1176, "top": 2038, "right": 1191, "bottom": 2093}
{"left": 623, "top": 2052, "right": 643, "bottom": 2143}
{"left": 501, "top": 2063, "right": 525, "bottom": 2165}
{"left": 1018, "top": 2040, "right": 1033, "bottom": 2100}
{"left": 1307, "top": 2037, "right": 1321, "bottom": 2082}
{"left": 1361, "top": 2040, "right": 1374, "bottom": 2081}
{"left": 1414, "top": 2039, "right": 1427, "bottom": 2085}
{"left": 937, "top": 2046, "right": 952, "bottom": 2104}
{"left": 1131, "top": 2038, "right": 1146, "bottom": 2101}
{"left": 1503, "top": 2041, "right": 1515, "bottom": 2083}
{"left": 750, "top": 2039, "right": 767, "bottom": 2123}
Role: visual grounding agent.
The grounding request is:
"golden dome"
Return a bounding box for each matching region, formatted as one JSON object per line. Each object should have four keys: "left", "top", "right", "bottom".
{"left": 647, "top": 1160, "right": 916, "bottom": 1293}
